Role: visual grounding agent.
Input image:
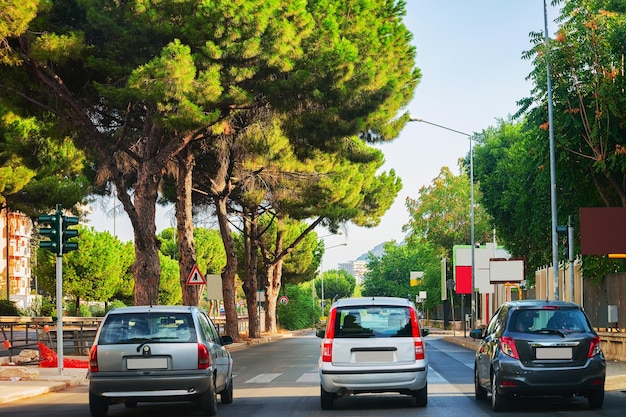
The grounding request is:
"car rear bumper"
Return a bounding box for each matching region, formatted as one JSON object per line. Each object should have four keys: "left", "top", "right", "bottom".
{"left": 89, "top": 371, "right": 211, "bottom": 399}
{"left": 320, "top": 365, "right": 427, "bottom": 393}
{"left": 496, "top": 356, "right": 606, "bottom": 396}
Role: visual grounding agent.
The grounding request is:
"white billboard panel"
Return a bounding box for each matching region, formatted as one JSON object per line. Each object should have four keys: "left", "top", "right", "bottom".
{"left": 489, "top": 259, "right": 524, "bottom": 283}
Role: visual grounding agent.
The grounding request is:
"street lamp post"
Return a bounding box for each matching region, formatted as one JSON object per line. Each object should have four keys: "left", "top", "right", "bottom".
{"left": 320, "top": 242, "right": 348, "bottom": 311}
{"left": 409, "top": 117, "right": 476, "bottom": 329}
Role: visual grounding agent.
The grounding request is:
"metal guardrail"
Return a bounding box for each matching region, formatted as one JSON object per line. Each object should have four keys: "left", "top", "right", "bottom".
{"left": 1, "top": 316, "right": 102, "bottom": 358}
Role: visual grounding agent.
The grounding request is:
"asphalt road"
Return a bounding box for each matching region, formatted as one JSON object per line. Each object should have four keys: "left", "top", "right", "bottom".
{"left": 1, "top": 332, "right": 626, "bottom": 417}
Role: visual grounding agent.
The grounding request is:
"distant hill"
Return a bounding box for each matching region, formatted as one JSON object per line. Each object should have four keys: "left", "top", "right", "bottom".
{"left": 356, "top": 242, "right": 387, "bottom": 261}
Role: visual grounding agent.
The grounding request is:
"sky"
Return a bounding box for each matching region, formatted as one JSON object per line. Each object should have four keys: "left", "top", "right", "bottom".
{"left": 86, "top": 1, "right": 560, "bottom": 272}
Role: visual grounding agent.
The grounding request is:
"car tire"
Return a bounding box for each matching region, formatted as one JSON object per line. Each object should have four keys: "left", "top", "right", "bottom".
{"left": 474, "top": 367, "right": 487, "bottom": 400}
{"left": 491, "top": 376, "right": 508, "bottom": 412}
{"left": 89, "top": 392, "right": 109, "bottom": 417}
{"left": 588, "top": 389, "right": 604, "bottom": 409}
{"left": 221, "top": 379, "right": 234, "bottom": 404}
{"left": 200, "top": 376, "right": 218, "bottom": 416}
{"left": 412, "top": 383, "right": 427, "bottom": 407}
{"left": 320, "top": 385, "right": 335, "bottom": 410}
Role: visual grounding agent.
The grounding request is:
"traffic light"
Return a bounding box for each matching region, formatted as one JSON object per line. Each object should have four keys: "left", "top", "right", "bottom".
{"left": 62, "top": 215, "right": 79, "bottom": 253}
{"left": 38, "top": 213, "right": 61, "bottom": 254}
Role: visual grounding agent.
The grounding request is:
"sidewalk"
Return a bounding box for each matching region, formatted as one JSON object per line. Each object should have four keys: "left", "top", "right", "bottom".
{"left": 1, "top": 329, "right": 625, "bottom": 404}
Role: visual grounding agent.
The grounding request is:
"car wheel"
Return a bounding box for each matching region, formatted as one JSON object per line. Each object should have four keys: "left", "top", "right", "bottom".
{"left": 200, "top": 376, "right": 218, "bottom": 416}
{"left": 412, "top": 383, "right": 427, "bottom": 407}
{"left": 491, "top": 376, "right": 508, "bottom": 411}
{"left": 221, "top": 378, "right": 234, "bottom": 404}
{"left": 320, "top": 385, "right": 335, "bottom": 410}
{"left": 474, "top": 367, "right": 487, "bottom": 400}
{"left": 89, "top": 392, "right": 109, "bottom": 417}
{"left": 588, "top": 389, "right": 604, "bottom": 409}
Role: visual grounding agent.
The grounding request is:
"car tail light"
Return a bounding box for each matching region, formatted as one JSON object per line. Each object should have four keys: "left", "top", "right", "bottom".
{"left": 588, "top": 336, "right": 602, "bottom": 358}
{"left": 198, "top": 344, "right": 211, "bottom": 369}
{"left": 321, "top": 307, "right": 337, "bottom": 363}
{"left": 89, "top": 345, "right": 98, "bottom": 372}
{"left": 409, "top": 308, "right": 425, "bottom": 360}
{"left": 499, "top": 336, "right": 519, "bottom": 359}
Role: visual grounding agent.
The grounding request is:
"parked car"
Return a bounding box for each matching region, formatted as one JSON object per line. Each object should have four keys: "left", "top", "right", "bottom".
{"left": 316, "top": 297, "right": 429, "bottom": 410}
{"left": 470, "top": 299, "right": 605, "bottom": 411}
{"left": 88, "top": 305, "right": 234, "bottom": 417}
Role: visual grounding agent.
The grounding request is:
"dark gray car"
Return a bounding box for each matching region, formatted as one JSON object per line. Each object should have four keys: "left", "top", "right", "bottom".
{"left": 470, "top": 299, "right": 605, "bottom": 411}
{"left": 88, "top": 306, "right": 233, "bottom": 417}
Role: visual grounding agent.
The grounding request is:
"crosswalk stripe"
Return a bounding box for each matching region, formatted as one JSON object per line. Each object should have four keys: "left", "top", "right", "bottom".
{"left": 296, "top": 373, "right": 319, "bottom": 383}
{"left": 245, "top": 373, "right": 282, "bottom": 384}
{"left": 242, "top": 367, "right": 452, "bottom": 385}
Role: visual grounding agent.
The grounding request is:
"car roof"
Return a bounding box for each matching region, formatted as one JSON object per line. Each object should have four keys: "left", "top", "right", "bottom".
{"left": 332, "top": 297, "right": 415, "bottom": 308}
{"left": 105, "top": 305, "right": 202, "bottom": 315}
{"left": 504, "top": 299, "right": 582, "bottom": 310}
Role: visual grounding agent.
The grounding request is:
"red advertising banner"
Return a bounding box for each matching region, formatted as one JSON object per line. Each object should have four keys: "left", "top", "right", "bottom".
{"left": 455, "top": 265, "right": 472, "bottom": 294}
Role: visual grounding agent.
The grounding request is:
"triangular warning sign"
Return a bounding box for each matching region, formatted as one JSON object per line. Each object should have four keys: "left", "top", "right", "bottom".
{"left": 186, "top": 264, "right": 207, "bottom": 285}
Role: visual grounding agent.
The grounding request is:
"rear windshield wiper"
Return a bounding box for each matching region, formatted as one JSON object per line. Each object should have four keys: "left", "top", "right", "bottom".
{"left": 531, "top": 329, "right": 566, "bottom": 338}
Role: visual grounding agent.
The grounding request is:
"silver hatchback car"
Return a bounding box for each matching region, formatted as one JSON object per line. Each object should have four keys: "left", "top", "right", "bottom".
{"left": 88, "top": 305, "right": 234, "bottom": 417}
{"left": 316, "top": 297, "right": 429, "bottom": 409}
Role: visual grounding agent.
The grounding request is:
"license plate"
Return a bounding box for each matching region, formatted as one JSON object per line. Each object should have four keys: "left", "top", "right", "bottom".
{"left": 536, "top": 347, "right": 572, "bottom": 360}
{"left": 355, "top": 351, "right": 394, "bottom": 362}
{"left": 127, "top": 357, "right": 168, "bottom": 369}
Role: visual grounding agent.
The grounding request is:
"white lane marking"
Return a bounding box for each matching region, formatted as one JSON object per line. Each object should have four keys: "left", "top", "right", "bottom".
{"left": 296, "top": 372, "right": 319, "bottom": 383}
{"left": 245, "top": 373, "right": 283, "bottom": 383}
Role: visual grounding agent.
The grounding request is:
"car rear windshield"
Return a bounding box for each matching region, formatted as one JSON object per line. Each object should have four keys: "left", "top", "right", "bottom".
{"left": 98, "top": 312, "right": 197, "bottom": 344}
{"left": 511, "top": 308, "right": 592, "bottom": 333}
{"left": 333, "top": 305, "right": 414, "bottom": 338}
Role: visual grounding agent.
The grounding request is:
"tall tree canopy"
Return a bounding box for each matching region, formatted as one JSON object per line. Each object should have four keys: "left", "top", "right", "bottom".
{"left": 1, "top": 0, "right": 419, "bottom": 312}
{"left": 471, "top": 0, "right": 626, "bottom": 281}
{"left": 36, "top": 226, "right": 134, "bottom": 308}
{"left": 404, "top": 164, "right": 492, "bottom": 260}
{"left": 521, "top": 0, "right": 626, "bottom": 207}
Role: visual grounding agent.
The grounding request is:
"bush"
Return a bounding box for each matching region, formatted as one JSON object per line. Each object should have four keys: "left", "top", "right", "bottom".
{"left": 277, "top": 283, "right": 321, "bottom": 330}
{"left": 40, "top": 299, "right": 55, "bottom": 317}
{"left": 105, "top": 300, "right": 127, "bottom": 313}
{"left": 0, "top": 300, "right": 21, "bottom": 316}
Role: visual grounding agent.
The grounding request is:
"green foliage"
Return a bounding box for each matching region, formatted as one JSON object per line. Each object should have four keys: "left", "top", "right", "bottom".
{"left": 66, "top": 301, "right": 92, "bottom": 317}
{"left": 362, "top": 240, "right": 441, "bottom": 313}
{"left": 40, "top": 299, "right": 55, "bottom": 317}
{"left": 105, "top": 300, "right": 127, "bottom": 313}
{"left": 0, "top": 106, "right": 90, "bottom": 213}
{"left": 35, "top": 226, "right": 134, "bottom": 303}
{"left": 158, "top": 227, "right": 227, "bottom": 275}
{"left": 505, "top": 0, "right": 626, "bottom": 279}
{"left": 404, "top": 164, "right": 492, "bottom": 261}
{"left": 314, "top": 269, "right": 356, "bottom": 301}
{"left": 0, "top": 299, "right": 21, "bottom": 316}
{"left": 158, "top": 252, "right": 182, "bottom": 305}
{"left": 276, "top": 282, "right": 321, "bottom": 330}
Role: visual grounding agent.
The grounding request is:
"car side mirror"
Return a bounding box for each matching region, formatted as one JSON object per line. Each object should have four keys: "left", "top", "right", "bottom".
{"left": 421, "top": 328, "right": 430, "bottom": 337}
{"left": 315, "top": 329, "right": 326, "bottom": 338}
{"left": 469, "top": 329, "right": 484, "bottom": 340}
{"left": 221, "top": 335, "right": 234, "bottom": 345}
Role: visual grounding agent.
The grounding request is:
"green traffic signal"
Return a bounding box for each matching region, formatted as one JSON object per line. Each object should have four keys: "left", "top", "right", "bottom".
{"left": 38, "top": 213, "right": 61, "bottom": 254}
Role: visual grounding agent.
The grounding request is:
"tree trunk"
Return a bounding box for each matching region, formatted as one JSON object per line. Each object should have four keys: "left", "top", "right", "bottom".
{"left": 211, "top": 136, "right": 241, "bottom": 340}
{"left": 176, "top": 146, "right": 202, "bottom": 306}
{"left": 215, "top": 195, "right": 241, "bottom": 341}
{"left": 242, "top": 213, "right": 260, "bottom": 338}
{"left": 130, "top": 162, "right": 161, "bottom": 306}
{"left": 264, "top": 261, "right": 282, "bottom": 334}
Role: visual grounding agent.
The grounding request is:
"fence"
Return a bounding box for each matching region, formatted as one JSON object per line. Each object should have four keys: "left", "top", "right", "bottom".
{"left": 0, "top": 316, "right": 102, "bottom": 359}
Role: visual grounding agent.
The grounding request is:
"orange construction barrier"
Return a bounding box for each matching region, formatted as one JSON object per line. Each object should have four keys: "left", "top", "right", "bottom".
{"left": 38, "top": 342, "right": 88, "bottom": 368}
